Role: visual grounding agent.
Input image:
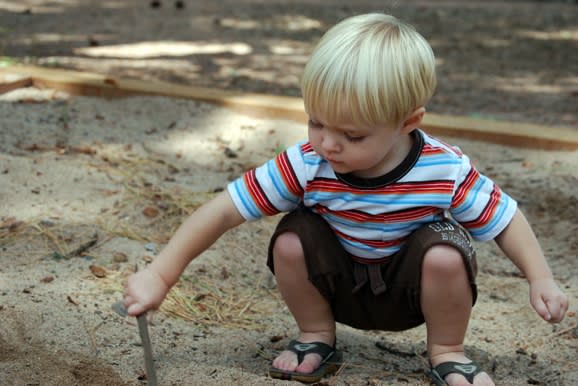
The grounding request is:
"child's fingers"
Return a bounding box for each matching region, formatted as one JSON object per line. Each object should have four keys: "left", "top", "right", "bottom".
{"left": 544, "top": 296, "right": 568, "bottom": 323}
{"left": 533, "top": 297, "right": 551, "bottom": 321}
{"left": 530, "top": 280, "right": 568, "bottom": 323}
{"left": 545, "top": 300, "right": 560, "bottom": 322}
{"left": 123, "top": 290, "right": 148, "bottom": 316}
{"left": 127, "top": 302, "right": 147, "bottom": 317}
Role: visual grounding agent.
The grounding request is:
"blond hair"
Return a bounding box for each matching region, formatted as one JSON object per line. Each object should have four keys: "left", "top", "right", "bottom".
{"left": 301, "top": 13, "right": 436, "bottom": 128}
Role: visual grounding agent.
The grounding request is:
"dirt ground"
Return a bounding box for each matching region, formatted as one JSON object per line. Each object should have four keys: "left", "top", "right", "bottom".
{"left": 0, "top": 1, "right": 577, "bottom": 385}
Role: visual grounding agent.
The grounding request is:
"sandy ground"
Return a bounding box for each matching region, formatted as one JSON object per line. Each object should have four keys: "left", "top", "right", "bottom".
{"left": 1, "top": 1, "right": 578, "bottom": 385}
{"left": 0, "top": 88, "right": 577, "bottom": 386}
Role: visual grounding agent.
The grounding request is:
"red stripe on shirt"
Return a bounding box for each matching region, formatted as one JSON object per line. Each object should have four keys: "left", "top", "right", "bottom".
{"left": 301, "top": 142, "right": 315, "bottom": 154}
{"left": 462, "top": 185, "right": 501, "bottom": 229}
{"left": 275, "top": 151, "right": 303, "bottom": 196}
{"left": 452, "top": 167, "right": 479, "bottom": 208}
{"left": 422, "top": 144, "right": 447, "bottom": 156}
{"left": 244, "top": 170, "right": 278, "bottom": 216}
{"left": 315, "top": 204, "right": 441, "bottom": 224}
{"left": 308, "top": 178, "right": 454, "bottom": 195}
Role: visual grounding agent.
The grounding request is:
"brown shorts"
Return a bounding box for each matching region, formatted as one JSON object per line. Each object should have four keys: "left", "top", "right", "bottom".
{"left": 267, "top": 207, "right": 478, "bottom": 331}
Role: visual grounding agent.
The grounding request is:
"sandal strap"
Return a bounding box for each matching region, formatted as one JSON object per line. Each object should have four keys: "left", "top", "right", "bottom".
{"left": 429, "top": 361, "right": 482, "bottom": 385}
{"left": 287, "top": 340, "right": 336, "bottom": 365}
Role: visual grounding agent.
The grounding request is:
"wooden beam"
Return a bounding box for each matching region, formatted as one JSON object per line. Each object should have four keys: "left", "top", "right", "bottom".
{"left": 0, "top": 72, "right": 33, "bottom": 94}
{"left": 421, "top": 114, "right": 578, "bottom": 151}
{"left": 1, "top": 64, "right": 577, "bottom": 150}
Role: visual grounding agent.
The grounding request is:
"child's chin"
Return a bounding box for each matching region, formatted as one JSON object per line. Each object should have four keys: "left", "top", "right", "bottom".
{"left": 329, "top": 163, "right": 351, "bottom": 174}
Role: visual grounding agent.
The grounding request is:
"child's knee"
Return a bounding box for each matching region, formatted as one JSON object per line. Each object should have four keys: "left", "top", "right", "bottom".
{"left": 422, "top": 244, "right": 467, "bottom": 278}
{"left": 272, "top": 232, "right": 304, "bottom": 263}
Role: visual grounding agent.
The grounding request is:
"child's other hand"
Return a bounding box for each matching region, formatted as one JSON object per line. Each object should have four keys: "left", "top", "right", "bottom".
{"left": 529, "top": 278, "right": 569, "bottom": 323}
{"left": 123, "top": 268, "right": 170, "bottom": 316}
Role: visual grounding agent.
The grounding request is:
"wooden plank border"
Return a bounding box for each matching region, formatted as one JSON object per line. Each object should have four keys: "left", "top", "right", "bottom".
{"left": 0, "top": 72, "right": 33, "bottom": 94}
{"left": 1, "top": 64, "right": 577, "bottom": 150}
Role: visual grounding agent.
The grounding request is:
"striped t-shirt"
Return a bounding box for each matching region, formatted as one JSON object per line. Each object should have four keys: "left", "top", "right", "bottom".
{"left": 227, "top": 129, "right": 517, "bottom": 263}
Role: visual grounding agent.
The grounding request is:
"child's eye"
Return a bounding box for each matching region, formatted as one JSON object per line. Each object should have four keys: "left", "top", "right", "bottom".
{"left": 345, "top": 133, "right": 365, "bottom": 143}
{"left": 308, "top": 119, "right": 322, "bottom": 129}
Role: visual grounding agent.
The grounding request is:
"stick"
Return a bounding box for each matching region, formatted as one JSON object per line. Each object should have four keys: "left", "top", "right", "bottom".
{"left": 65, "top": 233, "right": 98, "bottom": 258}
{"left": 137, "top": 314, "right": 158, "bottom": 386}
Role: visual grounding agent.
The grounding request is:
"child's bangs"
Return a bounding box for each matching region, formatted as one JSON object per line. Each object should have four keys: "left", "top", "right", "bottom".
{"left": 303, "top": 69, "right": 389, "bottom": 129}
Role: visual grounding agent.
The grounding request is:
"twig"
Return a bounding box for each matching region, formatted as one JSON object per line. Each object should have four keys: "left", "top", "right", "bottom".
{"left": 31, "top": 223, "right": 66, "bottom": 255}
{"left": 84, "top": 320, "right": 104, "bottom": 354}
{"left": 64, "top": 233, "right": 98, "bottom": 258}
{"left": 546, "top": 323, "right": 578, "bottom": 339}
{"left": 375, "top": 341, "right": 426, "bottom": 358}
{"left": 520, "top": 322, "right": 578, "bottom": 351}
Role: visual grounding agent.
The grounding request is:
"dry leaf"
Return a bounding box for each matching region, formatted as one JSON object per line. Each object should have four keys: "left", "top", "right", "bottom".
{"left": 22, "top": 143, "right": 44, "bottom": 151}
{"left": 0, "top": 217, "right": 24, "bottom": 231}
{"left": 89, "top": 264, "right": 107, "bottom": 278}
{"left": 270, "top": 335, "right": 283, "bottom": 343}
{"left": 104, "top": 78, "right": 118, "bottom": 87}
{"left": 71, "top": 146, "right": 97, "bottom": 155}
{"left": 143, "top": 206, "right": 159, "bottom": 218}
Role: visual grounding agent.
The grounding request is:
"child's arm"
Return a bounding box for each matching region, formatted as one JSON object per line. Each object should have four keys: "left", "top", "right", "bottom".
{"left": 494, "top": 208, "right": 568, "bottom": 323}
{"left": 123, "top": 190, "right": 246, "bottom": 316}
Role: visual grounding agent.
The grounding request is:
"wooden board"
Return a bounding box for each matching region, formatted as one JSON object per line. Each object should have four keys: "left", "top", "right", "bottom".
{"left": 0, "top": 72, "right": 33, "bottom": 94}
{"left": 1, "top": 64, "right": 577, "bottom": 150}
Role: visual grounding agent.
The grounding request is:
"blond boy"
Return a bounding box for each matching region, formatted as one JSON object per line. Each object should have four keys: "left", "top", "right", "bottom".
{"left": 124, "top": 14, "right": 568, "bottom": 385}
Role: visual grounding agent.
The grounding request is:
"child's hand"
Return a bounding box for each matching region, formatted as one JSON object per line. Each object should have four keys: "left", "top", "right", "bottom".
{"left": 123, "top": 267, "right": 170, "bottom": 316}
{"left": 529, "top": 278, "right": 569, "bottom": 323}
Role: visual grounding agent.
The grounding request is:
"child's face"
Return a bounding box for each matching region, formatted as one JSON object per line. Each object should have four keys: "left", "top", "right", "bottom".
{"left": 307, "top": 113, "right": 410, "bottom": 179}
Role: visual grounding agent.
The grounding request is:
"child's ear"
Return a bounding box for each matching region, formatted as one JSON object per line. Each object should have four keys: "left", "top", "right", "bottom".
{"left": 400, "top": 107, "right": 426, "bottom": 134}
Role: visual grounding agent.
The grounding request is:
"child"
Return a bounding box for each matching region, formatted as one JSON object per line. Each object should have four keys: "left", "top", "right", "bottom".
{"left": 123, "top": 13, "right": 568, "bottom": 385}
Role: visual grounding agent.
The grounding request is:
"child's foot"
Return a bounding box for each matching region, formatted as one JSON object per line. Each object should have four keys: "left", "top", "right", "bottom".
{"left": 271, "top": 332, "right": 335, "bottom": 374}
{"left": 429, "top": 352, "right": 495, "bottom": 386}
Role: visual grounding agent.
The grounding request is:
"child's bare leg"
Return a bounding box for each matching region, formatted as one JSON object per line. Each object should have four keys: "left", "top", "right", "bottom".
{"left": 421, "top": 245, "right": 495, "bottom": 386}
{"left": 271, "top": 232, "right": 336, "bottom": 374}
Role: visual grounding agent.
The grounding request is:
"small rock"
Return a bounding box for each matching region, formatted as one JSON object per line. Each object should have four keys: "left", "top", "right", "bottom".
{"left": 223, "top": 147, "right": 238, "bottom": 158}
{"left": 40, "top": 275, "right": 54, "bottom": 283}
{"left": 113, "top": 252, "right": 128, "bottom": 263}
{"left": 144, "top": 243, "right": 158, "bottom": 253}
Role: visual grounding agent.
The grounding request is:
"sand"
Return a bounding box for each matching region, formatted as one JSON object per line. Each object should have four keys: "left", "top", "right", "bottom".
{"left": 0, "top": 87, "right": 577, "bottom": 385}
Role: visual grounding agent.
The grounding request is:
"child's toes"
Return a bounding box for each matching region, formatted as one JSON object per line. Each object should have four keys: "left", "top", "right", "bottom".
{"left": 272, "top": 350, "right": 298, "bottom": 372}
{"left": 295, "top": 353, "right": 322, "bottom": 374}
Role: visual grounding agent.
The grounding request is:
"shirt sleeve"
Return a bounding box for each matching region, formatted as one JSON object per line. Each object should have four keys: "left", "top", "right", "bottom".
{"left": 450, "top": 153, "right": 517, "bottom": 241}
{"left": 227, "top": 144, "right": 306, "bottom": 221}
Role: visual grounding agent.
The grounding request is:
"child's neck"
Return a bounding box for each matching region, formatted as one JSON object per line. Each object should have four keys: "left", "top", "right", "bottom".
{"left": 355, "top": 132, "right": 415, "bottom": 180}
{"left": 384, "top": 133, "right": 414, "bottom": 174}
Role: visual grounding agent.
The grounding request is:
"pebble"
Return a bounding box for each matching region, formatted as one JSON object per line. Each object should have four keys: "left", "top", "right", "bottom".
{"left": 144, "top": 243, "right": 158, "bottom": 253}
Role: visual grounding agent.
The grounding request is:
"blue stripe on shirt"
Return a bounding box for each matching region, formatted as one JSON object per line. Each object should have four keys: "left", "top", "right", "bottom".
{"left": 305, "top": 192, "right": 451, "bottom": 206}
{"left": 231, "top": 179, "right": 261, "bottom": 219}
{"left": 469, "top": 194, "right": 511, "bottom": 239}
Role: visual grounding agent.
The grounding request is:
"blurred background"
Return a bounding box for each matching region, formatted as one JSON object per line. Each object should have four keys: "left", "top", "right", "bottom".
{"left": 1, "top": 0, "right": 576, "bottom": 128}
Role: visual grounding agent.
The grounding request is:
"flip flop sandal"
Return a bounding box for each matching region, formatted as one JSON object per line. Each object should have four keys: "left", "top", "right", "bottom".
{"left": 428, "top": 361, "right": 483, "bottom": 385}
{"left": 269, "top": 340, "right": 343, "bottom": 384}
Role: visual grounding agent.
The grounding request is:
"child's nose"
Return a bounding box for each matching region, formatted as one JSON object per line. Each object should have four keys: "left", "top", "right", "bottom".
{"left": 321, "top": 132, "right": 341, "bottom": 153}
